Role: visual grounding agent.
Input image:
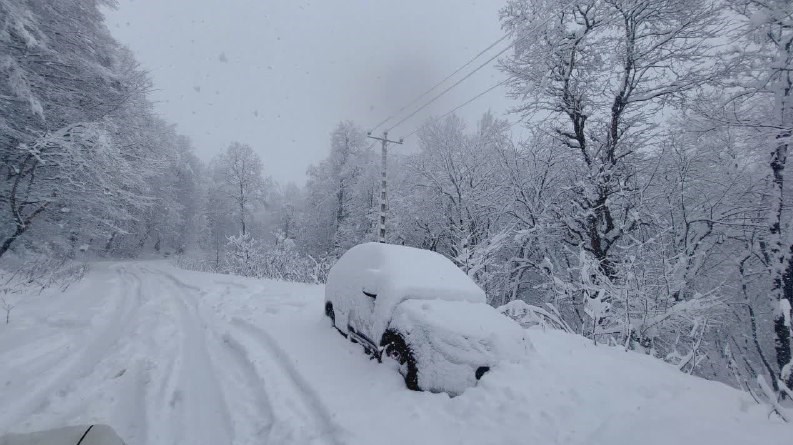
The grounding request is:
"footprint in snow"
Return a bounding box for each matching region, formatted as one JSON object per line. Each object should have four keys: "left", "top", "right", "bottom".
{"left": 170, "top": 390, "right": 183, "bottom": 408}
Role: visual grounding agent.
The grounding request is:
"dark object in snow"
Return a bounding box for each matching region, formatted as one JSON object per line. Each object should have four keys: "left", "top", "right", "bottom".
{"left": 0, "top": 424, "right": 125, "bottom": 445}
{"left": 381, "top": 329, "right": 419, "bottom": 391}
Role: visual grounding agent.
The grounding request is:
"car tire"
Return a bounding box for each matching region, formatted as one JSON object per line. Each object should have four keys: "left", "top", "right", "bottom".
{"left": 381, "top": 329, "right": 419, "bottom": 391}
{"left": 325, "top": 302, "right": 349, "bottom": 338}
{"left": 325, "top": 302, "right": 335, "bottom": 327}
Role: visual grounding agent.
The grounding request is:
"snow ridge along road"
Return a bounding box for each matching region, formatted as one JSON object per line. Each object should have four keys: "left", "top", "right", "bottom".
{"left": 0, "top": 260, "right": 791, "bottom": 445}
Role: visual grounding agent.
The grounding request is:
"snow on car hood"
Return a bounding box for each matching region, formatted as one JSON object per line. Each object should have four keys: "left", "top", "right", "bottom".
{"left": 392, "top": 299, "right": 533, "bottom": 362}
{"left": 390, "top": 299, "right": 533, "bottom": 395}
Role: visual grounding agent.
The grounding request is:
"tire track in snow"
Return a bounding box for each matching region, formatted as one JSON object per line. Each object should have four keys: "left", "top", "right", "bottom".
{"left": 138, "top": 291, "right": 184, "bottom": 445}
{"left": 25, "top": 265, "right": 154, "bottom": 443}
{"left": 135, "top": 266, "right": 272, "bottom": 444}
{"left": 141, "top": 268, "right": 282, "bottom": 444}
{"left": 137, "top": 265, "right": 234, "bottom": 445}
{"left": 107, "top": 357, "right": 150, "bottom": 445}
{"left": 0, "top": 265, "right": 142, "bottom": 431}
{"left": 230, "top": 318, "right": 345, "bottom": 445}
{"left": 214, "top": 331, "right": 280, "bottom": 442}
{"left": 145, "top": 267, "right": 344, "bottom": 445}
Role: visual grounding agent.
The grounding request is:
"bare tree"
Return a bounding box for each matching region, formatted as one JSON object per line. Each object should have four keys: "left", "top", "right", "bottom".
{"left": 212, "top": 142, "right": 268, "bottom": 236}
{"left": 501, "top": 0, "right": 720, "bottom": 280}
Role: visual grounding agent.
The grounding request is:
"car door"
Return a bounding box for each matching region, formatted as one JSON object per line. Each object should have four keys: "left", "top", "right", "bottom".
{"left": 347, "top": 268, "right": 379, "bottom": 349}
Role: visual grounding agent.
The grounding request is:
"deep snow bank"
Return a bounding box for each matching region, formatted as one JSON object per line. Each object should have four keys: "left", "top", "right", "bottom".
{"left": 0, "top": 261, "right": 789, "bottom": 445}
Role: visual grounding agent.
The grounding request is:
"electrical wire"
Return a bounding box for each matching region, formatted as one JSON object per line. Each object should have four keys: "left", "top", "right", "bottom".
{"left": 383, "top": 0, "right": 580, "bottom": 134}
{"left": 402, "top": 79, "right": 509, "bottom": 140}
{"left": 368, "top": 32, "right": 513, "bottom": 134}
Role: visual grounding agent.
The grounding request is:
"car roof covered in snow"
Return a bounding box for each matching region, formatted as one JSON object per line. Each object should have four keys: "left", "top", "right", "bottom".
{"left": 340, "top": 242, "right": 485, "bottom": 303}
{"left": 326, "top": 242, "right": 487, "bottom": 340}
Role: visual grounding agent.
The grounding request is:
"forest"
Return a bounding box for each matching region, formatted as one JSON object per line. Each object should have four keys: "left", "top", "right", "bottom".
{"left": 1, "top": 0, "right": 792, "bottom": 406}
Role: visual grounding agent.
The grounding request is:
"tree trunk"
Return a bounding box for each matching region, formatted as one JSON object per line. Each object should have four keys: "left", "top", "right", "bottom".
{"left": 0, "top": 201, "right": 49, "bottom": 259}
{"left": 0, "top": 228, "right": 24, "bottom": 259}
{"left": 741, "top": 256, "right": 780, "bottom": 392}
{"left": 239, "top": 182, "right": 246, "bottom": 235}
{"left": 768, "top": 130, "right": 793, "bottom": 392}
{"left": 0, "top": 156, "right": 48, "bottom": 259}
{"left": 775, "top": 248, "right": 793, "bottom": 390}
{"left": 215, "top": 233, "right": 220, "bottom": 268}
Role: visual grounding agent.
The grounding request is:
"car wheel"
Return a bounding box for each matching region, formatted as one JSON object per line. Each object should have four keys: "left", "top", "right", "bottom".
{"left": 325, "top": 302, "right": 335, "bottom": 326}
{"left": 381, "top": 330, "right": 419, "bottom": 391}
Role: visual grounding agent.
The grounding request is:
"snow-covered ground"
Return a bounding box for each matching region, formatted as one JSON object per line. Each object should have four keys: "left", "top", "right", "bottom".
{"left": 0, "top": 261, "right": 790, "bottom": 445}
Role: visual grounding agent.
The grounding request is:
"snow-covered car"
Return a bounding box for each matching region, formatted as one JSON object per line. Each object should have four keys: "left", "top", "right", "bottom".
{"left": 324, "top": 242, "right": 532, "bottom": 395}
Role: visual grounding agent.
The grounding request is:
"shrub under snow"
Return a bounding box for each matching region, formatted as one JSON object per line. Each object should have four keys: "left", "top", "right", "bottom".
{"left": 222, "top": 232, "right": 327, "bottom": 284}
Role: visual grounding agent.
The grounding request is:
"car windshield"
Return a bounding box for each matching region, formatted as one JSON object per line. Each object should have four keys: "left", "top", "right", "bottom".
{"left": 1, "top": 1, "right": 792, "bottom": 444}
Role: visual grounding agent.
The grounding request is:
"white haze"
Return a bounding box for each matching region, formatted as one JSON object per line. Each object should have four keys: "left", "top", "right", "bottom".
{"left": 104, "top": 0, "right": 515, "bottom": 184}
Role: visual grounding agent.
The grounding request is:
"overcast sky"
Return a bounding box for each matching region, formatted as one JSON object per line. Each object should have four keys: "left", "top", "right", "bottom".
{"left": 104, "top": 0, "right": 518, "bottom": 184}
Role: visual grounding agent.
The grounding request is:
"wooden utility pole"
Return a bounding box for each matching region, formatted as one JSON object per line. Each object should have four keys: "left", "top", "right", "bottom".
{"left": 367, "top": 131, "right": 403, "bottom": 243}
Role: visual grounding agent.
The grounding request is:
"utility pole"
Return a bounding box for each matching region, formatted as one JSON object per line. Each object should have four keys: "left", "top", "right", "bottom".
{"left": 367, "top": 130, "right": 403, "bottom": 243}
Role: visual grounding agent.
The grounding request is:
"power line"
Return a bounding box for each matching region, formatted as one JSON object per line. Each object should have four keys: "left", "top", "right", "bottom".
{"left": 385, "top": 47, "right": 512, "bottom": 132}
{"left": 402, "top": 79, "right": 509, "bottom": 140}
{"left": 368, "top": 32, "right": 513, "bottom": 133}
{"left": 384, "top": 0, "right": 580, "bottom": 134}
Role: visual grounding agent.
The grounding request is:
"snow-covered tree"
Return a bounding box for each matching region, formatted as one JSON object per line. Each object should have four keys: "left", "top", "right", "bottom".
{"left": 211, "top": 142, "right": 269, "bottom": 236}
{"left": 405, "top": 113, "right": 511, "bottom": 297}
{"left": 0, "top": 0, "right": 150, "bottom": 258}
{"left": 301, "top": 122, "right": 376, "bottom": 257}
{"left": 501, "top": 0, "right": 720, "bottom": 280}
{"left": 713, "top": 0, "right": 793, "bottom": 394}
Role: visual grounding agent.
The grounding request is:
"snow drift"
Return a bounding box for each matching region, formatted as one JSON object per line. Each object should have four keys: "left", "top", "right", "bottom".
{"left": 0, "top": 261, "right": 790, "bottom": 445}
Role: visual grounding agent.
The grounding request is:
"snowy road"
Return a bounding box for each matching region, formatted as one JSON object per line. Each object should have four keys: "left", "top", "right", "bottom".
{"left": 1, "top": 262, "right": 343, "bottom": 445}
{"left": 0, "top": 261, "right": 791, "bottom": 445}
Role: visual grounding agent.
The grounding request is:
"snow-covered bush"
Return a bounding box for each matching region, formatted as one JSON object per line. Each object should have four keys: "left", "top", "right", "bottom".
{"left": 221, "top": 232, "right": 326, "bottom": 284}
{"left": 541, "top": 246, "right": 725, "bottom": 365}
{"left": 305, "top": 254, "right": 334, "bottom": 284}
{"left": 0, "top": 250, "right": 87, "bottom": 323}
{"left": 173, "top": 253, "right": 218, "bottom": 273}
{"left": 498, "top": 300, "right": 572, "bottom": 333}
{"left": 223, "top": 233, "right": 267, "bottom": 278}
{"left": 258, "top": 236, "right": 311, "bottom": 282}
